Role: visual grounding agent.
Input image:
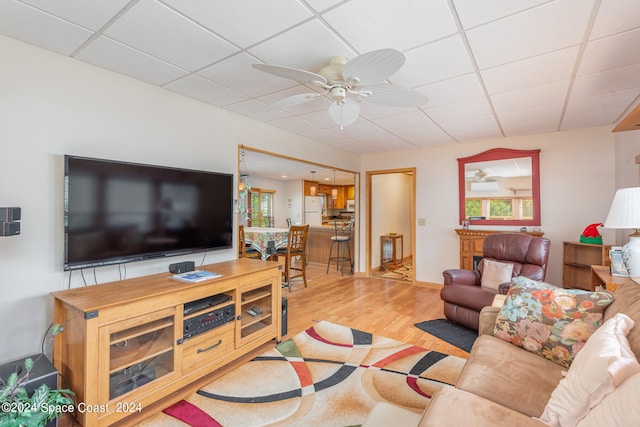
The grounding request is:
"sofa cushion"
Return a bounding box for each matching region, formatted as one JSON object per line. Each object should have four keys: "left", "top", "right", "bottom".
{"left": 538, "top": 313, "right": 640, "bottom": 427}
{"left": 602, "top": 280, "right": 640, "bottom": 360}
{"left": 418, "top": 387, "right": 547, "bottom": 427}
{"left": 575, "top": 372, "right": 640, "bottom": 427}
{"left": 481, "top": 260, "right": 514, "bottom": 292}
{"left": 494, "top": 277, "right": 614, "bottom": 368}
{"left": 455, "top": 335, "right": 565, "bottom": 417}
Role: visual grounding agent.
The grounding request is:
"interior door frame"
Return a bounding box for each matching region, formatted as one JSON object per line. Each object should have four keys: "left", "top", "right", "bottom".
{"left": 366, "top": 167, "right": 416, "bottom": 285}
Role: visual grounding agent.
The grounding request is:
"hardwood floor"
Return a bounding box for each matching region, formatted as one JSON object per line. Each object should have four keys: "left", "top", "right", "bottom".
{"left": 60, "top": 260, "right": 465, "bottom": 427}
{"left": 286, "top": 261, "right": 468, "bottom": 359}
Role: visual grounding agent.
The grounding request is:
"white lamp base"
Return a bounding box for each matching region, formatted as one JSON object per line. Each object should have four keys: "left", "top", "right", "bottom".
{"left": 622, "top": 232, "right": 640, "bottom": 277}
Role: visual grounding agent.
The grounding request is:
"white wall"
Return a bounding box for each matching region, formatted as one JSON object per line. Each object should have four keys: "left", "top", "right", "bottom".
{"left": 371, "top": 173, "right": 412, "bottom": 268}
{"left": 362, "top": 126, "right": 617, "bottom": 286}
{"left": 0, "top": 35, "right": 360, "bottom": 362}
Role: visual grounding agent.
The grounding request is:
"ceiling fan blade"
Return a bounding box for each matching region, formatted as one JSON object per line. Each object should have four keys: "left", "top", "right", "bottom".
{"left": 253, "top": 63, "right": 328, "bottom": 85}
{"left": 362, "top": 84, "right": 428, "bottom": 108}
{"left": 342, "top": 49, "right": 405, "bottom": 86}
{"left": 264, "top": 93, "right": 321, "bottom": 111}
{"left": 328, "top": 98, "right": 360, "bottom": 129}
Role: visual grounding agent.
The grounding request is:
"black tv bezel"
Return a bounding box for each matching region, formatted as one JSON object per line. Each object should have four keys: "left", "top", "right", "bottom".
{"left": 63, "top": 155, "right": 234, "bottom": 271}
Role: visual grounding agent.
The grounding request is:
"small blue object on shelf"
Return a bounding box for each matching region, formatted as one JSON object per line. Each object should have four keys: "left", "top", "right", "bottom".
{"left": 172, "top": 270, "right": 222, "bottom": 283}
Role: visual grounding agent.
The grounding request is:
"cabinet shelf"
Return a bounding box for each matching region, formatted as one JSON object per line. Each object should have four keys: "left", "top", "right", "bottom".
{"left": 110, "top": 328, "right": 173, "bottom": 373}
{"left": 242, "top": 289, "right": 271, "bottom": 305}
{"left": 111, "top": 318, "right": 173, "bottom": 345}
{"left": 562, "top": 241, "right": 611, "bottom": 291}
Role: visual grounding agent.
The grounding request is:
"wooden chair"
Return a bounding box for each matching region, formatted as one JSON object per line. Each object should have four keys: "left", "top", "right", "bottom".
{"left": 276, "top": 225, "right": 309, "bottom": 291}
{"left": 239, "top": 225, "right": 261, "bottom": 259}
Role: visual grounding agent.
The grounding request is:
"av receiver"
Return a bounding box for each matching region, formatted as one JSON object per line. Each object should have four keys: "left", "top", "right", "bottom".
{"left": 183, "top": 303, "right": 235, "bottom": 340}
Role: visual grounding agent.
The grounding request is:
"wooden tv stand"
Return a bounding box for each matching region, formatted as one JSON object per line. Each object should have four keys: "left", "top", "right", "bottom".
{"left": 51, "top": 258, "right": 282, "bottom": 426}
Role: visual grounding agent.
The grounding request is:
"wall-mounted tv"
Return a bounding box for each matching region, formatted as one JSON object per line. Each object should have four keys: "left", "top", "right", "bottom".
{"left": 64, "top": 155, "right": 233, "bottom": 270}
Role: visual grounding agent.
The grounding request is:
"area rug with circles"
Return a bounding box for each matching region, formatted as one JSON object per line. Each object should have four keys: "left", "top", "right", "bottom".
{"left": 137, "top": 320, "right": 466, "bottom": 427}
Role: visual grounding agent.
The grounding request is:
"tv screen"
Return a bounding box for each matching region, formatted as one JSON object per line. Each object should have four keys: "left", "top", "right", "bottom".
{"left": 64, "top": 155, "right": 233, "bottom": 270}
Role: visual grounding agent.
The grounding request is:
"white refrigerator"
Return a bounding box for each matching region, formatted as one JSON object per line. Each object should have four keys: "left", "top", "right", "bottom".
{"left": 304, "top": 196, "right": 324, "bottom": 226}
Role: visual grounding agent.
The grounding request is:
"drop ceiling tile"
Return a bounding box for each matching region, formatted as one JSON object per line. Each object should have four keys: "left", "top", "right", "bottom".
{"left": 572, "top": 63, "right": 640, "bottom": 99}
{"left": 491, "top": 80, "right": 569, "bottom": 113}
{"left": 589, "top": 0, "right": 640, "bottom": 40}
{"left": 564, "top": 88, "right": 639, "bottom": 118}
{"left": 248, "top": 20, "right": 355, "bottom": 72}
{"left": 466, "top": 0, "right": 593, "bottom": 69}
{"left": 425, "top": 97, "right": 493, "bottom": 123}
{"left": 358, "top": 102, "right": 416, "bottom": 120}
{"left": 440, "top": 115, "right": 502, "bottom": 141}
{"left": 579, "top": 28, "right": 640, "bottom": 75}
{"left": 0, "top": 0, "right": 92, "bottom": 55}
{"left": 414, "top": 73, "right": 485, "bottom": 108}
{"left": 481, "top": 46, "right": 579, "bottom": 95}
{"left": 165, "top": 74, "right": 248, "bottom": 107}
{"left": 104, "top": 0, "right": 238, "bottom": 71}
{"left": 162, "top": 0, "right": 312, "bottom": 48}
{"left": 225, "top": 99, "right": 291, "bottom": 122}
{"left": 76, "top": 36, "right": 187, "bottom": 85}
{"left": 267, "top": 116, "right": 322, "bottom": 134}
{"left": 392, "top": 35, "right": 475, "bottom": 88}
{"left": 305, "top": 0, "right": 342, "bottom": 13}
{"left": 453, "top": 0, "right": 550, "bottom": 29}
{"left": 375, "top": 111, "right": 454, "bottom": 145}
{"left": 299, "top": 109, "right": 338, "bottom": 128}
{"left": 322, "top": 0, "right": 457, "bottom": 53}
{"left": 561, "top": 108, "right": 622, "bottom": 130}
{"left": 498, "top": 102, "right": 562, "bottom": 135}
{"left": 198, "top": 53, "right": 298, "bottom": 98}
{"left": 19, "top": 0, "right": 130, "bottom": 30}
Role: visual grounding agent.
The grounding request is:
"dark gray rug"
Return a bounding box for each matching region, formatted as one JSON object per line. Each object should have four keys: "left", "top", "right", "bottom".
{"left": 414, "top": 319, "right": 478, "bottom": 353}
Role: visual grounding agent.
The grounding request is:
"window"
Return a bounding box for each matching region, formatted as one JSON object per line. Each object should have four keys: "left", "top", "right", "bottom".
{"left": 465, "top": 197, "right": 532, "bottom": 221}
{"left": 248, "top": 188, "right": 275, "bottom": 227}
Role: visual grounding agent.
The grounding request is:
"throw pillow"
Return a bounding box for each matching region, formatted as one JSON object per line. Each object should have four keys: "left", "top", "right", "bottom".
{"left": 575, "top": 372, "right": 640, "bottom": 427}
{"left": 538, "top": 313, "right": 640, "bottom": 427}
{"left": 481, "top": 259, "right": 514, "bottom": 292}
{"left": 494, "top": 276, "right": 615, "bottom": 368}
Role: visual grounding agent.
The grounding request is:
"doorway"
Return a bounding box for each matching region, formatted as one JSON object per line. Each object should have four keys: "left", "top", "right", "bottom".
{"left": 366, "top": 168, "right": 416, "bottom": 284}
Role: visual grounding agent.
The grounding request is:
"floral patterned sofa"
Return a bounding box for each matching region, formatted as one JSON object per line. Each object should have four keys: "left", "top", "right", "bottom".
{"left": 365, "top": 278, "right": 640, "bottom": 426}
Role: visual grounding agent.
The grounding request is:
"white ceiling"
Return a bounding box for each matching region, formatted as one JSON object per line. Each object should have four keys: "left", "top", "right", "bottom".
{"left": 2, "top": 0, "right": 640, "bottom": 156}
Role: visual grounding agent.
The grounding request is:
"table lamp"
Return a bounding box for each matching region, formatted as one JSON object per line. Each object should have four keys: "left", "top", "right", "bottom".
{"left": 604, "top": 187, "right": 640, "bottom": 277}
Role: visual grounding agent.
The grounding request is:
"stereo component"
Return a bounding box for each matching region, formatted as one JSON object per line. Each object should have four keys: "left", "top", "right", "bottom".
{"left": 183, "top": 303, "right": 235, "bottom": 340}
{"left": 184, "top": 293, "right": 232, "bottom": 316}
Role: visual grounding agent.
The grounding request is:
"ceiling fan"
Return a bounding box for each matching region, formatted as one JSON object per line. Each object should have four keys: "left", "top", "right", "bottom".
{"left": 468, "top": 169, "right": 501, "bottom": 182}
{"left": 252, "top": 49, "right": 428, "bottom": 129}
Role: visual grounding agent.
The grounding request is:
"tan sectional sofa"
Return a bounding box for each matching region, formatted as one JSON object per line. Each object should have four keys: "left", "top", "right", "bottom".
{"left": 364, "top": 279, "right": 640, "bottom": 426}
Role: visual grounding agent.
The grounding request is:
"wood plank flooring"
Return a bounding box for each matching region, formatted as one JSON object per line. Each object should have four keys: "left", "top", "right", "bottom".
{"left": 286, "top": 262, "right": 469, "bottom": 359}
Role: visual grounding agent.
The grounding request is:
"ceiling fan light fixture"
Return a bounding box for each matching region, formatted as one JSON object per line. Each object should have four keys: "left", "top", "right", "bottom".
{"left": 328, "top": 98, "right": 360, "bottom": 129}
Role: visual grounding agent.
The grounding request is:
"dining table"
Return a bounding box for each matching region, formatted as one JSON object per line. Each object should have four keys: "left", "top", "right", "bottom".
{"left": 243, "top": 227, "right": 289, "bottom": 260}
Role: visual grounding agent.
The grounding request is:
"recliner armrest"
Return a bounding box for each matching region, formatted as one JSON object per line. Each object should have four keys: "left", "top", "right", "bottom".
{"left": 442, "top": 269, "right": 481, "bottom": 287}
{"left": 478, "top": 306, "right": 501, "bottom": 336}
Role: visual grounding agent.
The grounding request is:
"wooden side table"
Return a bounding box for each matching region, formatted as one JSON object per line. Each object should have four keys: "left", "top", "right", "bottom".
{"left": 591, "top": 265, "right": 628, "bottom": 292}
{"left": 381, "top": 234, "right": 403, "bottom": 270}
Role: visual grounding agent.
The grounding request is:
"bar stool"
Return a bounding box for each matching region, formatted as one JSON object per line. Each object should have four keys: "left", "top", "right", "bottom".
{"left": 327, "top": 219, "right": 353, "bottom": 276}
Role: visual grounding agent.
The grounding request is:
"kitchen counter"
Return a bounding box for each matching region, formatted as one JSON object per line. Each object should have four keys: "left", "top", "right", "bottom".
{"left": 307, "top": 224, "right": 354, "bottom": 264}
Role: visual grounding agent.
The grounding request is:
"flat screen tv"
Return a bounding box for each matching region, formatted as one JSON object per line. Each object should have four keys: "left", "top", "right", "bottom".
{"left": 64, "top": 155, "right": 233, "bottom": 270}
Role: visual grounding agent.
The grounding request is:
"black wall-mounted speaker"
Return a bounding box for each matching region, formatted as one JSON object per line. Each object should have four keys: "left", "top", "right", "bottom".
{"left": 169, "top": 261, "right": 196, "bottom": 274}
{"left": 0, "top": 207, "right": 21, "bottom": 222}
{"left": 0, "top": 221, "right": 20, "bottom": 236}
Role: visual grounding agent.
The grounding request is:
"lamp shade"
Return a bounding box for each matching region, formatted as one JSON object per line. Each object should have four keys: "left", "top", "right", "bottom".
{"left": 604, "top": 187, "right": 640, "bottom": 229}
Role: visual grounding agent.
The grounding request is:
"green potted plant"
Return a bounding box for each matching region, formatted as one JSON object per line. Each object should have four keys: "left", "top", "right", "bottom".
{"left": 0, "top": 326, "right": 74, "bottom": 427}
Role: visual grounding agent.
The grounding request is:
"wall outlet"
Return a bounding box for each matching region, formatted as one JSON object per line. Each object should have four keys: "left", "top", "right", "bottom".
{"left": 418, "top": 218, "right": 426, "bottom": 226}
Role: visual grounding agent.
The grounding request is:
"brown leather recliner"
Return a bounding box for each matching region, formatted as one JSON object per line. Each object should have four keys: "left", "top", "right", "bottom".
{"left": 441, "top": 233, "right": 551, "bottom": 331}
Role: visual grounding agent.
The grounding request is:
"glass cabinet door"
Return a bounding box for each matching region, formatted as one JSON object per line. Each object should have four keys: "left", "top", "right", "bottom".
{"left": 106, "top": 308, "right": 176, "bottom": 400}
